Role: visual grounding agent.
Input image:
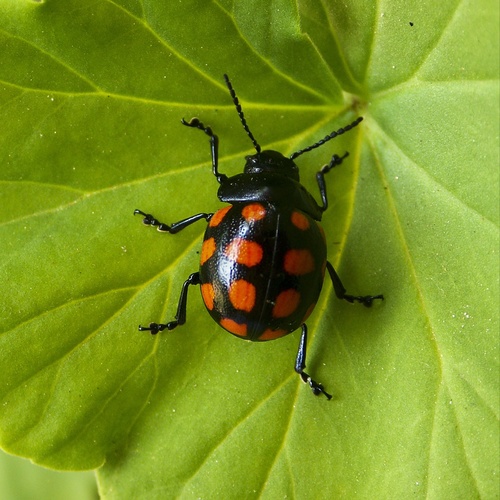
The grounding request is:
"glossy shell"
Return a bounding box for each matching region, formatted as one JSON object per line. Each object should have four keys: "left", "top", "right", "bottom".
{"left": 199, "top": 202, "right": 327, "bottom": 341}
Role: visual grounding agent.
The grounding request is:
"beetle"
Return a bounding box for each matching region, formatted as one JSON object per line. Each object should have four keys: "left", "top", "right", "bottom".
{"left": 134, "top": 74, "right": 383, "bottom": 399}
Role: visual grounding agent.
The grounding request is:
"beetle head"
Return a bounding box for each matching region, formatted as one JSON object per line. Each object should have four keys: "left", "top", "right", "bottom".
{"left": 244, "top": 150, "right": 299, "bottom": 181}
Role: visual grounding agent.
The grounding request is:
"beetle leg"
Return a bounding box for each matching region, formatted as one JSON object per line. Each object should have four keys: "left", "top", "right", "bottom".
{"left": 134, "top": 210, "right": 213, "bottom": 234}
{"left": 181, "top": 117, "right": 228, "bottom": 184}
{"left": 139, "top": 272, "right": 201, "bottom": 334}
{"left": 315, "top": 152, "right": 349, "bottom": 212}
{"left": 326, "top": 261, "right": 384, "bottom": 307}
{"left": 295, "top": 324, "right": 332, "bottom": 400}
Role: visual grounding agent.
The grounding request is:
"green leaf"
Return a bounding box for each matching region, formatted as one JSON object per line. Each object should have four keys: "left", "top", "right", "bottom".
{"left": 0, "top": 449, "right": 97, "bottom": 500}
{"left": 1, "top": 0, "right": 498, "bottom": 498}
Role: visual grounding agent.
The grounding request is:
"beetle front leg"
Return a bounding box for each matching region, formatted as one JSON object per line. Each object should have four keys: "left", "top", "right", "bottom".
{"left": 134, "top": 210, "right": 213, "bottom": 234}
{"left": 315, "top": 152, "right": 349, "bottom": 212}
{"left": 295, "top": 324, "right": 332, "bottom": 400}
{"left": 139, "top": 272, "right": 201, "bottom": 334}
{"left": 326, "top": 261, "right": 384, "bottom": 306}
{"left": 181, "top": 117, "right": 227, "bottom": 184}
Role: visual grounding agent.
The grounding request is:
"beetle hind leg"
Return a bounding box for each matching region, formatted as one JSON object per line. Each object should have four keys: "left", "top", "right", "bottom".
{"left": 295, "top": 324, "right": 332, "bottom": 400}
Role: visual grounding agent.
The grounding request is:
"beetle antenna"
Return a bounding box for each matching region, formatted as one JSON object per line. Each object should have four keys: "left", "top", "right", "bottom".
{"left": 290, "top": 117, "right": 363, "bottom": 160}
{"left": 224, "top": 74, "right": 261, "bottom": 153}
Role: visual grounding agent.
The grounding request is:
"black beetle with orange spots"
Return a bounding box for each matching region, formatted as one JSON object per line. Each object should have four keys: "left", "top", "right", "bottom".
{"left": 134, "top": 75, "right": 383, "bottom": 399}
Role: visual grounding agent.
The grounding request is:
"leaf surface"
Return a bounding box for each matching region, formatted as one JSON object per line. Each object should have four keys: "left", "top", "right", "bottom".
{"left": 0, "top": 0, "right": 498, "bottom": 498}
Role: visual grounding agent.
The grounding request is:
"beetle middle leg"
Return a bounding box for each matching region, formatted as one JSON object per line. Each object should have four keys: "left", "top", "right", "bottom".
{"left": 295, "top": 324, "right": 332, "bottom": 400}
{"left": 326, "top": 261, "right": 384, "bottom": 306}
{"left": 139, "top": 272, "right": 201, "bottom": 334}
{"left": 134, "top": 210, "right": 213, "bottom": 234}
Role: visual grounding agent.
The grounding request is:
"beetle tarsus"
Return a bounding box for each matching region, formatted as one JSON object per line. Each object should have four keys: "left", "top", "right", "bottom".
{"left": 300, "top": 372, "right": 332, "bottom": 400}
{"left": 139, "top": 323, "right": 164, "bottom": 335}
{"left": 138, "top": 322, "right": 179, "bottom": 335}
{"left": 343, "top": 294, "right": 384, "bottom": 307}
{"left": 133, "top": 210, "right": 172, "bottom": 232}
{"left": 321, "top": 152, "right": 349, "bottom": 174}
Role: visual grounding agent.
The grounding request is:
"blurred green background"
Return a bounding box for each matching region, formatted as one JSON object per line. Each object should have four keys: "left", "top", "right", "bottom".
{"left": 0, "top": 450, "right": 97, "bottom": 500}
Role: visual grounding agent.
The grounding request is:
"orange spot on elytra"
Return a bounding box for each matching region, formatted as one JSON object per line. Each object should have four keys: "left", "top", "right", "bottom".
{"left": 220, "top": 318, "right": 247, "bottom": 337}
{"left": 209, "top": 205, "right": 231, "bottom": 227}
{"left": 200, "top": 237, "right": 216, "bottom": 265}
{"left": 273, "top": 289, "right": 301, "bottom": 318}
{"left": 260, "top": 328, "right": 288, "bottom": 340}
{"left": 225, "top": 238, "right": 263, "bottom": 267}
{"left": 284, "top": 249, "right": 315, "bottom": 275}
{"left": 228, "top": 279, "right": 256, "bottom": 312}
{"left": 291, "top": 211, "right": 310, "bottom": 230}
{"left": 242, "top": 203, "right": 266, "bottom": 222}
{"left": 200, "top": 283, "right": 215, "bottom": 310}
